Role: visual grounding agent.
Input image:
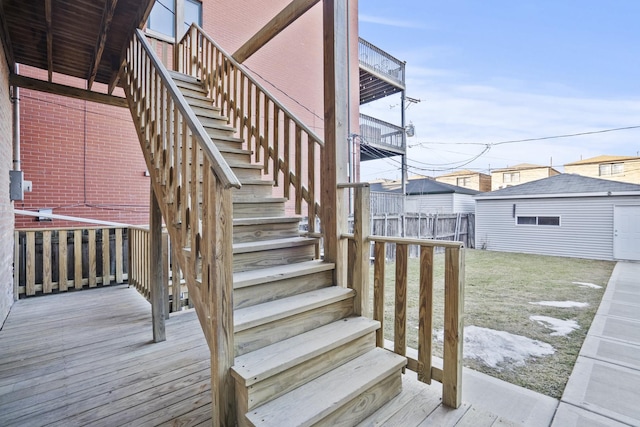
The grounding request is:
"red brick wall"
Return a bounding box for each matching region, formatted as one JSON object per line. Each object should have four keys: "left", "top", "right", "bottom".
{"left": 0, "top": 40, "right": 15, "bottom": 324}
{"left": 16, "top": 67, "right": 149, "bottom": 229}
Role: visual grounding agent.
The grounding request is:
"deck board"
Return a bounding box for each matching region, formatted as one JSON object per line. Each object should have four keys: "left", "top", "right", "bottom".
{"left": 0, "top": 285, "right": 516, "bottom": 426}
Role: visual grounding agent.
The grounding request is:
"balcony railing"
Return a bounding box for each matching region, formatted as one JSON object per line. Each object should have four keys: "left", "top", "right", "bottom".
{"left": 360, "top": 113, "right": 405, "bottom": 156}
{"left": 359, "top": 37, "right": 405, "bottom": 88}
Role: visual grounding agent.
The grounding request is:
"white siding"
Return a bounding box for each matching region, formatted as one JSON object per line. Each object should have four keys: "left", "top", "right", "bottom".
{"left": 475, "top": 195, "right": 640, "bottom": 260}
{"left": 452, "top": 194, "right": 476, "bottom": 213}
{"left": 408, "top": 194, "right": 453, "bottom": 213}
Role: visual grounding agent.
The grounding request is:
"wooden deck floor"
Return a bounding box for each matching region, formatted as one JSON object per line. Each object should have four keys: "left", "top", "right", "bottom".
{"left": 0, "top": 285, "right": 518, "bottom": 427}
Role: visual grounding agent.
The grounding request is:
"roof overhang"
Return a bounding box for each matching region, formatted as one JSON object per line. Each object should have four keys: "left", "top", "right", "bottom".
{"left": 475, "top": 191, "right": 640, "bottom": 200}
{"left": 1, "top": 0, "right": 155, "bottom": 93}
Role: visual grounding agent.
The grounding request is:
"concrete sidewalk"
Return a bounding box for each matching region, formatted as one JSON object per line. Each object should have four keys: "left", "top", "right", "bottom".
{"left": 551, "top": 261, "right": 640, "bottom": 427}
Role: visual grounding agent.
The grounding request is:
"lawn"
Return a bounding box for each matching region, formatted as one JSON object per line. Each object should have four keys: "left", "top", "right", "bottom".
{"left": 372, "top": 248, "right": 615, "bottom": 399}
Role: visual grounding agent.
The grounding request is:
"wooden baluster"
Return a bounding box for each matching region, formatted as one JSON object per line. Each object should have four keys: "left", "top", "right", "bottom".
{"left": 443, "top": 246, "right": 464, "bottom": 408}
{"left": 254, "top": 90, "right": 261, "bottom": 164}
{"left": 263, "top": 96, "right": 270, "bottom": 173}
{"left": 283, "top": 117, "right": 291, "bottom": 199}
{"left": 42, "top": 230, "right": 52, "bottom": 293}
{"left": 59, "top": 230, "right": 68, "bottom": 291}
{"left": 25, "top": 231, "right": 35, "bottom": 296}
{"left": 273, "top": 106, "right": 280, "bottom": 186}
{"left": 74, "top": 230, "right": 82, "bottom": 289}
{"left": 394, "top": 243, "right": 408, "bottom": 364}
{"left": 88, "top": 229, "right": 97, "bottom": 287}
{"left": 102, "top": 228, "right": 111, "bottom": 285}
{"left": 373, "top": 241, "right": 386, "bottom": 347}
{"left": 295, "top": 125, "right": 302, "bottom": 214}
{"left": 238, "top": 73, "right": 245, "bottom": 135}
{"left": 115, "top": 228, "right": 124, "bottom": 284}
{"left": 418, "top": 245, "right": 434, "bottom": 384}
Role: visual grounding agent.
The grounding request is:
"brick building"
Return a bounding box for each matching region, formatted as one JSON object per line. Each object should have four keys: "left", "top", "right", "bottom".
{"left": 14, "top": 0, "right": 360, "bottom": 228}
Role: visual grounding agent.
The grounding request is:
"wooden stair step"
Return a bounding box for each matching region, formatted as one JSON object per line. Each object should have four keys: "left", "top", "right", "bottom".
{"left": 227, "top": 163, "right": 263, "bottom": 180}
{"left": 234, "top": 287, "right": 355, "bottom": 355}
{"left": 234, "top": 317, "right": 379, "bottom": 383}
{"left": 244, "top": 348, "right": 407, "bottom": 427}
{"left": 233, "top": 260, "right": 334, "bottom": 309}
{"left": 233, "top": 259, "right": 332, "bottom": 289}
{"left": 168, "top": 71, "right": 201, "bottom": 85}
{"left": 233, "top": 236, "right": 317, "bottom": 254}
{"left": 232, "top": 317, "right": 379, "bottom": 410}
{"left": 233, "top": 198, "right": 287, "bottom": 218}
{"left": 234, "top": 287, "right": 353, "bottom": 333}
{"left": 172, "top": 77, "right": 205, "bottom": 92}
{"left": 233, "top": 216, "right": 301, "bottom": 244}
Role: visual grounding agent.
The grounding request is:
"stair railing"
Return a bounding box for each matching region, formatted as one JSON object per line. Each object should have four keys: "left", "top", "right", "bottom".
{"left": 122, "top": 28, "right": 240, "bottom": 426}
{"left": 177, "top": 24, "right": 323, "bottom": 236}
{"left": 344, "top": 185, "right": 465, "bottom": 409}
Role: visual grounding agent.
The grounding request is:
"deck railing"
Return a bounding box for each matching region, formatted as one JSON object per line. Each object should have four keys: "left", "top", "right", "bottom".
{"left": 123, "top": 28, "right": 239, "bottom": 425}
{"left": 360, "top": 114, "right": 405, "bottom": 153}
{"left": 128, "top": 227, "right": 187, "bottom": 312}
{"left": 359, "top": 37, "right": 405, "bottom": 87}
{"left": 178, "top": 24, "right": 323, "bottom": 229}
{"left": 343, "top": 184, "right": 464, "bottom": 408}
{"left": 13, "top": 227, "right": 127, "bottom": 298}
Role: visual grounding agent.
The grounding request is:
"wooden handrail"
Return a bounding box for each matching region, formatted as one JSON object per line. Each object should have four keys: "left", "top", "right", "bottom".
{"left": 133, "top": 29, "right": 240, "bottom": 190}
{"left": 177, "top": 24, "right": 323, "bottom": 232}
{"left": 179, "top": 24, "right": 324, "bottom": 146}
{"left": 342, "top": 233, "right": 465, "bottom": 249}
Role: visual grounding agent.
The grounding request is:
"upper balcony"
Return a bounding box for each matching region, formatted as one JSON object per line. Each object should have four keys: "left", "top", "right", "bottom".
{"left": 359, "top": 113, "right": 405, "bottom": 160}
{"left": 359, "top": 37, "right": 406, "bottom": 105}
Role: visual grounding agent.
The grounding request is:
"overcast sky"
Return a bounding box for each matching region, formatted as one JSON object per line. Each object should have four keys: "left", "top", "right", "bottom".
{"left": 357, "top": 1, "right": 640, "bottom": 181}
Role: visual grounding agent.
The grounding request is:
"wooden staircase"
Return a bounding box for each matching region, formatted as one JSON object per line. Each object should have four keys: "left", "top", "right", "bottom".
{"left": 169, "top": 71, "right": 407, "bottom": 426}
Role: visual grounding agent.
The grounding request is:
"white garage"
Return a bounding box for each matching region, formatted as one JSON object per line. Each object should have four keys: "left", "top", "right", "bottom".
{"left": 475, "top": 174, "right": 640, "bottom": 261}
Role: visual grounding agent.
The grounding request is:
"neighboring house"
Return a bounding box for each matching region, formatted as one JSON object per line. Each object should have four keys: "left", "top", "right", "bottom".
{"left": 564, "top": 155, "right": 640, "bottom": 185}
{"left": 490, "top": 163, "right": 560, "bottom": 191}
{"left": 475, "top": 174, "right": 640, "bottom": 261}
{"left": 371, "top": 176, "right": 479, "bottom": 214}
{"left": 436, "top": 169, "right": 491, "bottom": 192}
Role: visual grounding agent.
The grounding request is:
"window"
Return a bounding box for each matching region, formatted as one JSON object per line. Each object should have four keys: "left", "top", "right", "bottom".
{"left": 599, "top": 162, "right": 624, "bottom": 176}
{"left": 503, "top": 172, "right": 520, "bottom": 183}
{"left": 147, "top": 0, "right": 202, "bottom": 39}
{"left": 457, "top": 177, "right": 471, "bottom": 187}
{"left": 517, "top": 216, "right": 560, "bottom": 226}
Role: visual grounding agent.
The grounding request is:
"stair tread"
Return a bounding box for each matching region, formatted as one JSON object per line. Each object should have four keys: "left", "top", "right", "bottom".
{"left": 233, "top": 216, "right": 300, "bottom": 225}
{"left": 168, "top": 70, "right": 200, "bottom": 83}
{"left": 228, "top": 162, "right": 263, "bottom": 170}
{"left": 237, "top": 179, "right": 274, "bottom": 186}
{"left": 232, "top": 316, "right": 379, "bottom": 386}
{"left": 245, "top": 348, "right": 407, "bottom": 427}
{"left": 233, "top": 197, "right": 286, "bottom": 203}
{"left": 233, "top": 236, "right": 318, "bottom": 254}
{"left": 234, "top": 286, "right": 354, "bottom": 333}
{"left": 233, "top": 259, "right": 333, "bottom": 289}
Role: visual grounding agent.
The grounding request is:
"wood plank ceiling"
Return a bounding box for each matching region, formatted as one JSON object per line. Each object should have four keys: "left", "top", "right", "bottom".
{"left": 0, "top": 0, "right": 155, "bottom": 91}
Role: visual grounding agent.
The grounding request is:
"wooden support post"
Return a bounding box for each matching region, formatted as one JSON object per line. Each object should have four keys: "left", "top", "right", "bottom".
{"left": 150, "top": 186, "right": 166, "bottom": 342}
{"left": 162, "top": 231, "right": 170, "bottom": 317}
{"left": 352, "top": 184, "right": 370, "bottom": 317}
{"left": 443, "top": 246, "right": 464, "bottom": 408}
{"left": 322, "top": 0, "right": 349, "bottom": 286}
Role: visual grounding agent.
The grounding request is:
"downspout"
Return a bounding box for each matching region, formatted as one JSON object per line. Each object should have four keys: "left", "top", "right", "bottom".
{"left": 12, "top": 64, "right": 20, "bottom": 171}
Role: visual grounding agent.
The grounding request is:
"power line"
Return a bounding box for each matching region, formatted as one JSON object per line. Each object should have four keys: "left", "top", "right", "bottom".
{"left": 410, "top": 125, "right": 640, "bottom": 148}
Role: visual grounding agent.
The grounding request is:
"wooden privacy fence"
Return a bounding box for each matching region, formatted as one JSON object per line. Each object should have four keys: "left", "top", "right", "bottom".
{"left": 14, "top": 227, "right": 127, "bottom": 298}
{"left": 350, "top": 212, "right": 475, "bottom": 260}
{"left": 343, "top": 184, "right": 464, "bottom": 408}
{"left": 128, "top": 227, "right": 188, "bottom": 313}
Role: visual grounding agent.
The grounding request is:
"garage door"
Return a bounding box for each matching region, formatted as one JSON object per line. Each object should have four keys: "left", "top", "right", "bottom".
{"left": 614, "top": 205, "right": 640, "bottom": 261}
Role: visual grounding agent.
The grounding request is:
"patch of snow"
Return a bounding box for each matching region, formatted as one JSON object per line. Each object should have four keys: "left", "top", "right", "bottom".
{"left": 435, "top": 326, "right": 555, "bottom": 370}
{"left": 529, "top": 301, "right": 589, "bottom": 308}
{"left": 530, "top": 315, "right": 580, "bottom": 336}
{"left": 572, "top": 281, "right": 602, "bottom": 289}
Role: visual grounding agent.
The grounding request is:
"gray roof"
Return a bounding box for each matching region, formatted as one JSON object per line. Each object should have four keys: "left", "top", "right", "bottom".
{"left": 370, "top": 178, "right": 479, "bottom": 196}
{"left": 475, "top": 174, "right": 640, "bottom": 199}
